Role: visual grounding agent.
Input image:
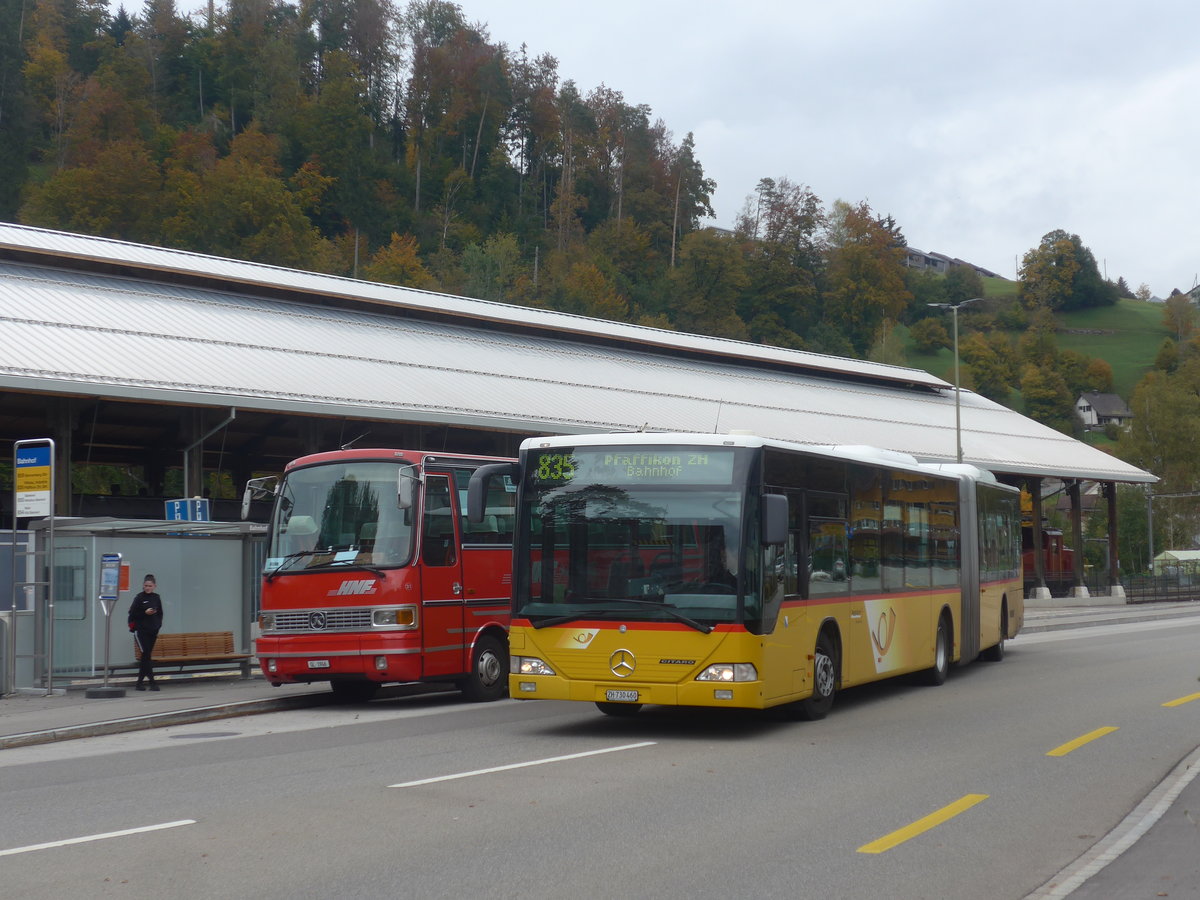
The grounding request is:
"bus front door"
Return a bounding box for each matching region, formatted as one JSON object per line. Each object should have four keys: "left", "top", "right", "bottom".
{"left": 419, "top": 475, "right": 466, "bottom": 678}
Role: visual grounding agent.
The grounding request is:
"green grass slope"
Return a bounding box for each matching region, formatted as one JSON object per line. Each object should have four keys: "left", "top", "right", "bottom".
{"left": 902, "top": 295, "right": 1169, "bottom": 401}
{"left": 1055, "top": 299, "right": 1169, "bottom": 398}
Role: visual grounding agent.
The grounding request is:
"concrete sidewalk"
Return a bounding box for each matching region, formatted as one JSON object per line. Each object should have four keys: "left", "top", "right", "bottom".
{"left": 0, "top": 673, "right": 334, "bottom": 750}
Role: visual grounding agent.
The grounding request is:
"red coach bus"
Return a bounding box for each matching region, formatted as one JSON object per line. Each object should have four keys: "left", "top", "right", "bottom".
{"left": 244, "top": 448, "right": 516, "bottom": 702}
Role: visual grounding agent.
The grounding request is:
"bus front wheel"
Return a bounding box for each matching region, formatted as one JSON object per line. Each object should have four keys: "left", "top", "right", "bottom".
{"left": 330, "top": 679, "right": 379, "bottom": 703}
{"left": 596, "top": 701, "right": 643, "bottom": 717}
{"left": 459, "top": 634, "right": 509, "bottom": 702}
{"left": 797, "top": 633, "right": 838, "bottom": 720}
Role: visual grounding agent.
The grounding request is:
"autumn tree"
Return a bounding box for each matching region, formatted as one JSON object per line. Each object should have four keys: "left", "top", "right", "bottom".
{"left": 909, "top": 317, "right": 949, "bottom": 354}
{"left": 1020, "top": 363, "right": 1076, "bottom": 434}
{"left": 959, "top": 332, "right": 1011, "bottom": 402}
{"left": 822, "top": 201, "right": 911, "bottom": 355}
{"left": 1017, "top": 306, "right": 1059, "bottom": 368}
{"left": 161, "top": 127, "right": 333, "bottom": 268}
{"left": 1162, "top": 290, "right": 1195, "bottom": 341}
{"left": 944, "top": 264, "right": 984, "bottom": 304}
{"left": 20, "top": 139, "right": 163, "bottom": 240}
{"left": 462, "top": 232, "right": 524, "bottom": 302}
{"left": 1018, "top": 229, "right": 1118, "bottom": 310}
{"left": 735, "top": 176, "right": 822, "bottom": 344}
{"left": 363, "top": 232, "right": 438, "bottom": 289}
{"left": 1155, "top": 338, "right": 1179, "bottom": 373}
{"left": 1120, "top": 367, "right": 1200, "bottom": 546}
{"left": 667, "top": 229, "right": 748, "bottom": 340}
{"left": 1084, "top": 357, "right": 1114, "bottom": 392}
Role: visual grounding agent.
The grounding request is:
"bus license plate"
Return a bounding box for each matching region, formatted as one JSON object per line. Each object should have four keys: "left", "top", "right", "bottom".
{"left": 307, "top": 660, "right": 331, "bottom": 669}
{"left": 605, "top": 689, "right": 639, "bottom": 702}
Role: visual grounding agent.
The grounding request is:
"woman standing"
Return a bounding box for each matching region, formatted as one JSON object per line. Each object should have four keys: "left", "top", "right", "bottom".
{"left": 128, "top": 574, "right": 164, "bottom": 690}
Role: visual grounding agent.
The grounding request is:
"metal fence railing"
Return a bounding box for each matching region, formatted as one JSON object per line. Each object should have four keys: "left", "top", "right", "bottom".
{"left": 1120, "top": 574, "right": 1200, "bottom": 604}
{"left": 1026, "top": 572, "right": 1200, "bottom": 604}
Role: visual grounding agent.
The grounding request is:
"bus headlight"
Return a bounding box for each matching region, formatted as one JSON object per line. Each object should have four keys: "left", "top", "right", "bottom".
{"left": 511, "top": 656, "right": 555, "bottom": 676}
{"left": 696, "top": 663, "right": 758, "bottom": 682}
{"left": 373, "top": 607, "right": 416, "bottom": 627}
{"left": 259, "top": 613, "right": 275, "bottom": 630}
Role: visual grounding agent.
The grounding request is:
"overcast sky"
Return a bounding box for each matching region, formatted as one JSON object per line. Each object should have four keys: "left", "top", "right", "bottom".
{"left": 158, "top": 0, "right": 1198, "bottom": 296}
{"left": 451, "top": 0, "right": 1198, "bottom": 297}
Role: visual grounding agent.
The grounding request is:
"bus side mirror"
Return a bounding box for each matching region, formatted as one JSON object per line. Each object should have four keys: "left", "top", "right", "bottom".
{"left": 762, "top": 493, "right": 788, "bottom": 546}
{"left": 468, "top": 463, "right": 519, "bottom": 523}
{"left": 241, "top": 476, "right": 278, "bottom": 520}
{"left": 398, "top": 465, "right": 420, "bottom": 510}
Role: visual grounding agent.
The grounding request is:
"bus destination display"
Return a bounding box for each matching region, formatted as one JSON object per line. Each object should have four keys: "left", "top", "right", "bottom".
{"left": 531, "top": 447, "right": 736, "bottom": 486}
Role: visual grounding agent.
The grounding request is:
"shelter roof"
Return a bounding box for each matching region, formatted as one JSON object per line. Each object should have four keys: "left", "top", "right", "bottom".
{"left": 32, "top": 517, "right": 267, "bottom": 536}
{"left": 0, "top": 224, "right": 1154, "bottom": 485}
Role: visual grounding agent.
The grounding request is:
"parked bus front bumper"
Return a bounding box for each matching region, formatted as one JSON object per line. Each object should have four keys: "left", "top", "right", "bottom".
{"left": 255, "top": 634, "right": 422, "bottom": 684}
{"left": 509, "top": 672, "right": 775, "bottom": 709}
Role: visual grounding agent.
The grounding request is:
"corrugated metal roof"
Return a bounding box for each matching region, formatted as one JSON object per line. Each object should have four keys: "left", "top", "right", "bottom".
{"left": 0, "top": 222, "right": 948, "bottom": 391}
{"left": 0, "top": 225, "right": 1155, "bottom": 484}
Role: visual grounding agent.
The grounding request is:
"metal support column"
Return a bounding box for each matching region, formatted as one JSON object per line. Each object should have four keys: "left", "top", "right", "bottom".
{"left": 8, "top": 439, "right": 57, "bottom": 696}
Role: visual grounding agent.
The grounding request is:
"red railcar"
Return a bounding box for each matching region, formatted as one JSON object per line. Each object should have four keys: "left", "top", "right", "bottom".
{"left": 1021, "top": 525, "right": 1076, "bottom": 594}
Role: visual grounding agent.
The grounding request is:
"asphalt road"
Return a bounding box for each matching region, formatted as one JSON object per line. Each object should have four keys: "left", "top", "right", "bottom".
{"left": 2, "top": 617, "right": 1197, "bottom": 899}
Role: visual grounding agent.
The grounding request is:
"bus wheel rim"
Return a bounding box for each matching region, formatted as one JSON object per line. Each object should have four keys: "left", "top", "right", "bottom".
{"left": 814, "top": 653, "right": 835, "bottom": 696}
{"left": 478, "top": 649, "right": 502, "bottom": 686}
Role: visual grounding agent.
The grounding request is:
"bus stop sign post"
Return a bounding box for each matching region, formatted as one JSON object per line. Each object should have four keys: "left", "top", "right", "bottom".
{"left": 86, "top": 553, "right": 126, "bottom": 699}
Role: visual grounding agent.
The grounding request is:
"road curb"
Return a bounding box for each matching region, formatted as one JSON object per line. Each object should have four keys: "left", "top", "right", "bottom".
{"left": 1024, "top": 744, "right": 1200, "bottom": 898}
{"left": 1020, "top": 609, "right": 1200, "bottom": 634}
{"left": 0, "top": 692, "right": 333, "bottom": 751}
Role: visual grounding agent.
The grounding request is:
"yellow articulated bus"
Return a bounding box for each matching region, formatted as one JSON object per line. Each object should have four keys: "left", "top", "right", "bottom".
{"left": 468, "top": 432, "right": 1022, "bottom": 719}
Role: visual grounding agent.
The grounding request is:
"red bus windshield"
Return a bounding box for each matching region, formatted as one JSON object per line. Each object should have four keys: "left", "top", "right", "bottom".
{"left": 266, "top": 460, "right": 415, "bottom": 575}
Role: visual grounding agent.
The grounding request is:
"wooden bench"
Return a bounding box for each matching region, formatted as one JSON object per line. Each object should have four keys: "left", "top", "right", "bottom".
{"left": 127, "top": 630, "right": 252, "bottom": 678}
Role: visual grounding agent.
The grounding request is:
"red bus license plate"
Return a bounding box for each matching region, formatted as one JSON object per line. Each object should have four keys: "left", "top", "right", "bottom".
{"left": 307, "top": 660, "right": 331, "bottom": 669}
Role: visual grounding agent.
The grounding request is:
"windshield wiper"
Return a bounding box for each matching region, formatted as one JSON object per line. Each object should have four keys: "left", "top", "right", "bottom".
{"left": 328, "top": 559, "right": 385, "bottom": 580}
{"left": 531, "top": 608, "right": 623, "bottom": 629}
{"left": 530, "top": 600, "right": 712, "bottom": 634}
{"left": 608, "top": 598, "right": 713, "bottom": 634}
{"left": 265, "top": 549, "right": 319, "bottom": 582}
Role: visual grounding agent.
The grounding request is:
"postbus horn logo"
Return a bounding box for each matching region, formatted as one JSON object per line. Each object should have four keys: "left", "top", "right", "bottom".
{"left": 871, "top": 607, "right": 897, "bottom": 659}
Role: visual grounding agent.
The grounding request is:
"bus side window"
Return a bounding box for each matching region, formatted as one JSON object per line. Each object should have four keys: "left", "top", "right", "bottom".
{"left": 455, "top": 467, "right": 516, "bottom": 545}
{"left": 422, "top": 476, "right": 458, "bottom": 567}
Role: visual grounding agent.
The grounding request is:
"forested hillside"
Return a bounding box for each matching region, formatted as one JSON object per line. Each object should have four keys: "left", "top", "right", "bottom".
{"left": 6, "top": 0, "right": 1199, "bottom": 564}
{"left": 0, "top": 0, "right": 1018, "bottom": 356}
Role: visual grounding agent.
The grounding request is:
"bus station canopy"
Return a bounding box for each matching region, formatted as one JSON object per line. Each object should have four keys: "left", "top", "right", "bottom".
{"left": 0, "top": 223, "right": 1154, "bottom": 486}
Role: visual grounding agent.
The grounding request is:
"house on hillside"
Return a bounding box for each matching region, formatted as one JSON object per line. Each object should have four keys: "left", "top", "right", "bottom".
{"left": 1076, "top": 391, "right": 1133, "bottom": 431}
{"left": 903, "top": 247, "right": 1003, "bottom": 280}
{"left": 905, "top": 247, "right": 950, "bottom": 274}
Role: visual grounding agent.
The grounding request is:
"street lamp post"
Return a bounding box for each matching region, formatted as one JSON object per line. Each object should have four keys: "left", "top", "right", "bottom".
{"left": 929, "top": 297, "right": 983, "bottom": 463}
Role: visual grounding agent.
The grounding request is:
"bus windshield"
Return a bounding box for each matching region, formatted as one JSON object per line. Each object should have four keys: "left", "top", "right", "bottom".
{"left": 516, "top": 446, "right": 753, "bottom": 629}
{"left": 266, "top": 461, "right": 415, "bottom": 574}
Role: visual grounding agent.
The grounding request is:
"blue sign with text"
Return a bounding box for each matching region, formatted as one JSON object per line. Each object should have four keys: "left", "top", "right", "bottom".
{"left": 164, "top": 498, "right": 211, "bottom": 521}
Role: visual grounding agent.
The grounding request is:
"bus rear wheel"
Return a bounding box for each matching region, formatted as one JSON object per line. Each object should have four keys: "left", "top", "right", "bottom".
{"left": 596, "top": 701, "right": 643, "bottom": 717}
{"left": 981, "top": 604, "right": 1008, "bottom": 662}
{"left": 459, "top": 634, "right": 508, "bottom": 702}
{"left": 922, "top": 614, "right": 951, "bottom": 685}
{"left": 796, "top": 633, "right": 838, "bottom": 720}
